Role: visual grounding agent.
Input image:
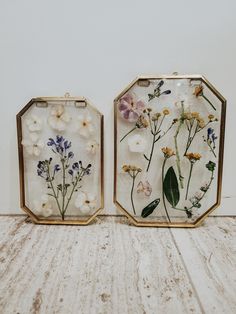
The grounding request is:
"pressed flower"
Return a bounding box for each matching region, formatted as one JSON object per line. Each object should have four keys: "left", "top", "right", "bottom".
{"left": 22, "top": 133, "right": 44, "bottom": 156}
{"left": 119, "top": 93, "right": 146, "bottom": 122}
{"left": 48, "top": 104, "right": 71, "bottom": 131}
{"left": 191, "top": 112, "right": 200, "bottom": 119}
{"left": 183, "top": 112, "right": 192, "bottom": 120}
{"left": 120, "top": 115, "right": 148, "bottom": 142}
{"left": 193, "top": 85, "right": 216, "bottom": 111}
{"left": 75, "top": 191, "right": 97, "bottom": 214}
{"left": 185, "top": 152, "right": 202, "bottom": 163}
{"left": 151, "top": 112, "right": 162, "bottom": 121}
{"left": 208, "top": 114, "right": 215, "bottom": 121}
{"left": 161, "top": 147, "right": 175, "bottom": 158}
{"left": 33, "top": 195, "right": 53, "bottom": 217}
{"left": 26, "top": 114, "right": 42, "bottom": 132}
{"left": 137, "top": 180, "right": 152, "bottom": 197}
{"left": 206, "top": 161, "right": 216, "bottom": 172}
{"left": 128, "top": 134, "right": 147, "bottom": 153}
{"left": 77, "top": 113, "right": 94, "bottom": 138}
{"left": 148, "top": 80, "right": 171, "bottom": 101}
{"left": 197, "top": 118, "right": 205, "bottom": 128}
{"left": 86, "top": 140, "right": 99, "bottom": 154}
{"left": 163, "top": 108, "right": 170, "bottom": 115}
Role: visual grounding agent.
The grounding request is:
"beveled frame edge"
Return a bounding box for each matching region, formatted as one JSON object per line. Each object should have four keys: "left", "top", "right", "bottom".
{"left": 113, "top": 74, "right": 226, "bottom": 228}
{"left": 16, "top": 96, "right": 104, "bottom": 225}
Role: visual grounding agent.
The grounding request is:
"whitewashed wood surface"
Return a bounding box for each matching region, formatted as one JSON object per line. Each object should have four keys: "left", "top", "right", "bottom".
{"left": 0, "top": 216, "right": 235, "bottom": 314}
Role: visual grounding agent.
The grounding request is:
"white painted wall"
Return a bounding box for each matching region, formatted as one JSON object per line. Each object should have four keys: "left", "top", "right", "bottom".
{"left": 0, "top": 0, "right": 235, "bottom": 215}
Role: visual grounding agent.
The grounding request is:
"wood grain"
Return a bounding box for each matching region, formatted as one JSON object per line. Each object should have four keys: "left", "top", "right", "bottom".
{"left": 0, "top": 216, "right": 235, "bottom": 314}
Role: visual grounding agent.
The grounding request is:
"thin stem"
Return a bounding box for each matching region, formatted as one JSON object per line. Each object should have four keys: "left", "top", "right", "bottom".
{"left": 206, "top": 140, "right": 217, "bottom": 158}
{"left": 201, "top": 94, "right": 216, "bottom": 111}
{"left": 185, "top": 162, "right": 193, "bottom": 200}
{"left": 120, "top": 126, "right": 137, "bottom": 142}
{"left": 146, "top": 133, "right": 156, "bottom": 172}
{"left": 130, "top": 175, "right": 136, "bottom": 215}
{"left": 162, "top": 157, "right": 171, "bottom": 222}
{"left": 46, "top": 164, "right": 62, "bottom": 217}
{"left": 63, "top": 169, "right": 85, "bottom": 214}
{"left": 61, "top": 158, "right": 66, "bottom": 219}
{"left": 174, "top": 102, "right": 184, "bottom": 188}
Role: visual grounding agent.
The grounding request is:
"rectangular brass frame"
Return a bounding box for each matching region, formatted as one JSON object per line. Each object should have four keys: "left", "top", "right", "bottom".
{"left": 113, "top": 74, "right": 226, "bottom": 228}
{"left": 17, "top": 96, "right": 104, "bottom": 225}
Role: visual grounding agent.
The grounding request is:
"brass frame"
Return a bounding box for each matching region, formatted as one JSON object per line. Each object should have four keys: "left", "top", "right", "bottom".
{"left": 114, "top": 75, "right": 226, "bottom": 228}
{"left": 17, "top": 96, "right": 104, "bottom": 225}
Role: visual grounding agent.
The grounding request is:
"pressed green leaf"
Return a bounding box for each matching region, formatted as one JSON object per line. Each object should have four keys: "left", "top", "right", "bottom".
{"left": 163, "top": 166, "right": 180, "bottom": 207}
{"left": 141, "top": 198, "right": 160, "bottom": 218}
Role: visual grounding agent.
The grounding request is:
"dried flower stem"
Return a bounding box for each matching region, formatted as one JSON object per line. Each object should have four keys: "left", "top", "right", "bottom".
{"left": 130, "top": 175, "right": 136, "bottom": 215}
{"left": 201, "top": 94, "right": 216, "bottom": 111}
{"left": 120, "top": 126, "right": 137, "bottom": 142}
{"left": 185, "top": 162, "right": 193, "bottom": 200}
{"left": 46, "top": 163, "right": 62, "bottom": 217}
{"left": 174, "top": 101, "right": 185, "bottom": 189}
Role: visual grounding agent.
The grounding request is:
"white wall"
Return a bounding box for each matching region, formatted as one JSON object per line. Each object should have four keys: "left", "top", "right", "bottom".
{"left": 0, "top": 0, "right": 235, "bottom": 215}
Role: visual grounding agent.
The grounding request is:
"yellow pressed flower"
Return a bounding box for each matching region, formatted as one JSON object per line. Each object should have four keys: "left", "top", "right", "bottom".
{"left": 136, "top": 115, "right": 149, "bottom": 128}
{"left": 197, "top": 118, "right": 205, "bottom": 128}
{"left": 161, "top": 147, "right": 175, "bottom": 158}
{"left": 172, "top": 118, "right": 178, "bottom": 124}
{"left": 122, "top": 165, "right": 130, "bottom": 172}
{"left": 208, "top": 114, "right": 214, "bottom": 121}
{"left": 193, "top": 85, "right": 203, "bottom": 97}
{"left": 151, "top": 112, "right": 162, "bottom": 121}
{"left": 183, "top": 112, "right": 192, "bottom": 120}
{"left": 186, "top": 152, "right": 202, "bottom": 162}
{"left": 191, "top": 112, "right": 200, "bottom": 119}
{"left": 163, "top": 108, "right": 170, "bottom": 115}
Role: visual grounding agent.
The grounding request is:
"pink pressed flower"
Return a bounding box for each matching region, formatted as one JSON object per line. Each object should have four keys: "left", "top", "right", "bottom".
{"left": 119, "top": 93, "right": 145, "bottom": 122}
{"left": 137, "top": 180, "right": 152, "bottom": 197}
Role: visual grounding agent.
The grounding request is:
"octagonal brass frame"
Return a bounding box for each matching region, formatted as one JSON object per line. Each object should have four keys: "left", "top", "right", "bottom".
{"left": 17, "top": 96, "right": 104, "bottom": 225}
{"left": 114, "top": 74, "right": 226, "bottom": 228}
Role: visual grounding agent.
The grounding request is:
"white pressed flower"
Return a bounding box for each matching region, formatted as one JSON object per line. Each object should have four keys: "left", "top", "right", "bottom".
{"left": 21, "top": 133, "right": 44, "bottom": 156}
{"left": 75, "top": 191, "right": 97, "bottom": 214}
{"left": 48, "top": 104, "right": 71, "bottom": 131}
{"left": 137, "top": 180, "right": 152, "bottom": 196}
{"left": 77, "top": 113, "right": 94, "bottom": 138}
{"left": 128, "top": 134, "right": 147, "bottom": 153}
{"left": 33, "top": 194, "right": 53, "bottom": 217}
{"left": 86, "top": 140, "right": 99, "bottom": 154}
{"left": 25, "top": 114, "right": 42, "bottom": 132}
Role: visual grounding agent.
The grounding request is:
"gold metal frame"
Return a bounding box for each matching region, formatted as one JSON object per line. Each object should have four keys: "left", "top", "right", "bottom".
{"left": 114, "top": 74, "right": 226, "bottom": 228}
{"left": 17, "top": 96, "right": 104, "bottom": 225}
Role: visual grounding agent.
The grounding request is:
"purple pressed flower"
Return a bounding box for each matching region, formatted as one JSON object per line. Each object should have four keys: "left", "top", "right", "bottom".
{"left": 64, "top": 140, "right": 71, "bottom": 150}
{"left": 47, "top": 138, "right": 55, "bottom": 146}
{"left": 207, "top": 127, "right": 214, "bottom": 140}
{"left": 119, "top": 93, "right": 146, "bottom": 122}
{"left": 54, "top": 164, "right": 60, "bottom": 172}
{"left": 68, "top": 151, "right": 74, "bottom": 159}
{"left": 56, "top": 135, "right": 64, "bottom": 144}
{"left": 68, "top": 169, "right": 73, "bottom": 176}
{"left": 72, "top": 162, "right": 79, "bottom": 170}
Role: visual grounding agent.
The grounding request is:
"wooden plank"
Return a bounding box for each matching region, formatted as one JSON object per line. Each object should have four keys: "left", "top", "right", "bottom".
{"left": 171, "top": 217, "right": 236, "bottom": 314}
{"left": 0, "top": 216, "right": 201, "bottom": 314}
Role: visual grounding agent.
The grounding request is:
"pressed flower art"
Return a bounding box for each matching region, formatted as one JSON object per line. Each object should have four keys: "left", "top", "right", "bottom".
{"left": 17, "top": 96, "right": 103, "bottom": 224}
{"left": 114, "top": 75, "right": 225, "bottom": 226}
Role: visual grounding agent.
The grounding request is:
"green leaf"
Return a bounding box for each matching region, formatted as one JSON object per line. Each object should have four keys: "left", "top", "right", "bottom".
{"left": 163, "top": 166, "right": 180, "bottom": 207}
{"left": 141, "top": 198, "right": 160, "bottom": 218}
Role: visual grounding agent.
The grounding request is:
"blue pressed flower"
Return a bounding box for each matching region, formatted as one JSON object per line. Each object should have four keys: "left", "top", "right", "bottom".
{"left": 68, "top": 169, "right": 73, "bottom": 176}
{"left": 64, "top": 140, "right": 71, "bottom": 150}
{"left": 54, "top": 164, "right": 60, "bottom": 172}
{"left": 72, "top": 162, "right": 79, "bottom": 170}
{"left": 56, "top": 135, "right": 64, "bottom": 144}
{"left": 207, "top": 127, "right": 214, "bottom": 140}
{"left": 68, "top": 151, "right": 74, "bottom": 159}
{"left": 47, "top": 138, "right": 55, "bottom": 146}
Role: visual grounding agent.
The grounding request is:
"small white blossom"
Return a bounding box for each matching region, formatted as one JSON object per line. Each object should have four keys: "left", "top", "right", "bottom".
{"left": 48, "top": 104, "right": 71, "bottom": 131}
{"left": 22, "top": 133, "right": 44, "bottom": 156}
{"left": 26, "top": 114, "right": 42, "bottom": 132}
{"left": 86, "top": 140, "right": 99, "bottom": 154}
{"left": 77, "top": 113, "right": 94, "bottom": 138}
{"left": 75, "top": 191, "right": 97, "bottom": 214}
{"left": 128, "top": 134, "right": 147, "bottom": 153}
{"left": 33, "top": 195, "right": 53, "bottom": 217}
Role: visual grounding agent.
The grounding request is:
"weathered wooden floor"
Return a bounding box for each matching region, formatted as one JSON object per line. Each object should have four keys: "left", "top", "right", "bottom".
{"left": 0, "top": 216, "right": 235, "bottom": 314}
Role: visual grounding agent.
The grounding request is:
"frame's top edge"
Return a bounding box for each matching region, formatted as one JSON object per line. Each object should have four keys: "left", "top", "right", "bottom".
{"left": 32, "top": 96, "right": 86, "bottom": 101}
{"left": 137, "top": 74, "right": 203, "bottom": 80}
